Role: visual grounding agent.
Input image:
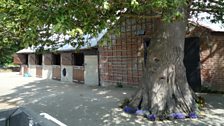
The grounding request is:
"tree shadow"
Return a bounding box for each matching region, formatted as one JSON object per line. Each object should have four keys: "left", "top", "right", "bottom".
{"left": 1, "top": 73, "right": 224, "bottom": 125}
{"left": 0, "top": 74, "right": 138, "bottom": 125}
{"left": 0, "top": 77, "right": 71, "bottom": 109}
{"left": 199, "top": 31, "right": 224, "bottom": 91}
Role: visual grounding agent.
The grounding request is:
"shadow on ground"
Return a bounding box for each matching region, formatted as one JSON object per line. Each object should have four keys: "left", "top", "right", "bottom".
{"left": 0, "top": 73, "right": 224, "bottom": 126}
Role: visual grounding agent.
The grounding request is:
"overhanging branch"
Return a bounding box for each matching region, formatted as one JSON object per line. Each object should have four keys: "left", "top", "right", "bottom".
{"left": 121, "top": 14, "right": 161, "bottom": 19}
{"left": 190, "top": 8, "right": 219, "bottom": 13}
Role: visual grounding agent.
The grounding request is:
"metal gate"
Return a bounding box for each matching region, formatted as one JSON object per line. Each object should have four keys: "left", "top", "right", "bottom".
{"left": 184, "top": 37, "right": 201, "bottom": 92}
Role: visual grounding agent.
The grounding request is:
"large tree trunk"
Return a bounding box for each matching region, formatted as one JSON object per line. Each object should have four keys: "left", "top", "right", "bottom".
{"left": 128, "top": 19, "right": 197, "bottom": 115}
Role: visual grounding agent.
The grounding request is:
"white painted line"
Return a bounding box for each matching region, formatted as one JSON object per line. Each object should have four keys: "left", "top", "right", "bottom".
{"left": 0, "top": 118, "right": 6, "bottom": 121}
{"left": 40, "top": 113, "right": 67, "bottom": 126}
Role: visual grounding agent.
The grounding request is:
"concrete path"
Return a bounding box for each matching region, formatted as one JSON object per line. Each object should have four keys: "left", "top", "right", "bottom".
{"left": 0, "top": 72, "right": 224, "bottom": 126}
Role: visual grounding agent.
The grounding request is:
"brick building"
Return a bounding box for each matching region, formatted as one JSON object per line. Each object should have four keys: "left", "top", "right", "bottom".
{"left": 14, "top": 40, "right": 102, "bottom": 86}
{"left": 99, "top": 16, "right": 224, "bottom": 91}
{"left": 99, "top": 17, "right": 153, "bottom": 86}
{"left": 14, "top": 16, "right": 224, "bottom": 91}
{"left": 188, "top": 19, "right": 224, "bottom": 91}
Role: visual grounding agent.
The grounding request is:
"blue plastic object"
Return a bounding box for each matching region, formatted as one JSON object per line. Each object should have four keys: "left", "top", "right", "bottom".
{"left": 189, "top": 112, "right": 198, "bottom": 119}
{"left": 123, "top": 106, "right": 137, "bottom": 114}
{"left": 169, "top": 113, "right": 185, "bottom": 119}
{"left": 24, "top": 72, "right": 32, "bottom": 77}
{"left": 147, "top": 114, "right": 156, "bottom": 121}
{"left": 135, "top": 110, "right": 145, "bottom": 116}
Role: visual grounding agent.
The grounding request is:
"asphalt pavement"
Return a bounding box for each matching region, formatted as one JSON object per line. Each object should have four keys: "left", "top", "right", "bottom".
{"left": 0, "top": 72, "right": 224, "bottom": 126}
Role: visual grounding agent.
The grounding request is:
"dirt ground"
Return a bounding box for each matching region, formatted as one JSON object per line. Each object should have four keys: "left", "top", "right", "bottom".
{"left": 0, "top": 72, "right": 224, "bottom": 126}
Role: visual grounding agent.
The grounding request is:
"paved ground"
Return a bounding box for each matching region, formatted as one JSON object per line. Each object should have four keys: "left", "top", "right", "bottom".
{"left": 0, "top": 72, "right": 224, "bottom": 126}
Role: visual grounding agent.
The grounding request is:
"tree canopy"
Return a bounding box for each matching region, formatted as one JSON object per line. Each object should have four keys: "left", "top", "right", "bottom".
{"left": 1, "top": 0, "right": 224, "bottom": 118}
{"left": 0, "top": 0, "right": 224, "bottom": 49}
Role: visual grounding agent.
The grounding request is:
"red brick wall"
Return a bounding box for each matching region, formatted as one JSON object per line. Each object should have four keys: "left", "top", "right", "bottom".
{"left": 61, "top": 53, "right": 72, "bottom": 65}
{"left": 13, "top": 54, "right": 21, "bottom": 64}
{"left": 200, "top": 35, "right": 224, "bottom": 91}
{"left": 189, "top": 25, "right": 224, "bottom": 91}
{"left": 29, "top": 54, "right": 36, "bottom": 65}
{"left": 13, "top": 54, "right": 27, "bottom": 65}
{"left": 44, "top": 54, "right": 52, "bottom": 65}
{"left": 99, "top": 17, "right": 154, "bottom": 86}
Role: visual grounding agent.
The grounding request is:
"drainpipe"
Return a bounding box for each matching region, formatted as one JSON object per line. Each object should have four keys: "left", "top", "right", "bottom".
{"left": 97, "top": 49, "right": 101, "bottom": 86}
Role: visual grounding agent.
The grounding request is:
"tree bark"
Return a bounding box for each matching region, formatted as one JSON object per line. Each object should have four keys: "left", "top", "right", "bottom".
{"left": 128, "top": 19, "right": 197, "bottom": 115}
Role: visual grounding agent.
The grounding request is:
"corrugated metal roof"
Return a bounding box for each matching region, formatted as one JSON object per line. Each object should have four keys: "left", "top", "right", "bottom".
{"left": 57, "top": 29, "right": 106, "bottom": 51}
{"left": 189, "top": 12, "right": 224, "bottom": 32}
{"left": 17, "top": 29, "right": 107, "bottom": 53}
{"left": 16, "top": 47, "right": 36, "bottom": 54}
{"left": 17, "top": 15, "right": 224, "bottom": 54}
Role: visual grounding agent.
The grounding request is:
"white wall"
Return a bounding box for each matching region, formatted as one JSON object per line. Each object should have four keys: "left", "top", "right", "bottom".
{"left": 42, "top": 65, "right": 52, "bottom": 79}
{"left": 61, "top": 65, "right": 73, "bottom": 82}
{"left": 29, "top": 65, "right": 36, "bottom": 77}
{"left": 20, "top": 65, "right": 27, "bottom": 75}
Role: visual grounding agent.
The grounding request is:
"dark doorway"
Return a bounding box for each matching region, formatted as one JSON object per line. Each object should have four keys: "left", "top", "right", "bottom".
{"left": 35, "top": 54, "right": 42, "bottom": 65}
{"left": 184, "top": 37, "right": 201, "bottom": 92}
{"left": 52, "top": 54, "right": 61, "bottom": 65}
{"left": 24, "top": 54, "right": 28, "bottom": 65}
{"left": 73, "top": 53, "right": 84, "bottom": 66}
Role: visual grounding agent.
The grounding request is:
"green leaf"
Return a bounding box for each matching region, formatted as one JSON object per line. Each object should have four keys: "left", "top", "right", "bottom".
{"left": 131, "top": 0, "right": 139, "bottom": 8}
